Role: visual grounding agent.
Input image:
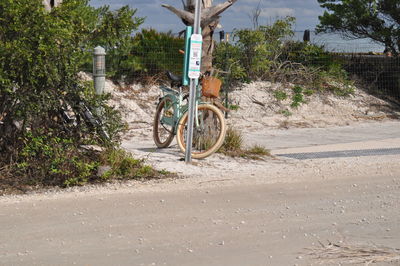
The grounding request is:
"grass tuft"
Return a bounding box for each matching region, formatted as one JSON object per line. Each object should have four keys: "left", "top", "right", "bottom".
{"left": 219, "top": 127, "right": 270, "bottom": 160}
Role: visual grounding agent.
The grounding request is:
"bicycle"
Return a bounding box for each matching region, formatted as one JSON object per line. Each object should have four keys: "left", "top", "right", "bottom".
{"left": 153, "top": 71, "right": 226, "bottom": 159}
{"left": 0, "top": 85, "right": 110, "bottom": 149}
{"left": 59, "top": 89, "right": 110, "bottom": 143}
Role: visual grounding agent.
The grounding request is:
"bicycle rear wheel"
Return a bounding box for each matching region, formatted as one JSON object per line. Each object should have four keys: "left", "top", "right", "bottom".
{"left": 153, "top": 97, "right": 175, "bottom": 148}
{"left": 176, "top": 104, "right": 226, "bottom": 159}
{"left": 79, "top": 103, "right": 110, "bottom": 142}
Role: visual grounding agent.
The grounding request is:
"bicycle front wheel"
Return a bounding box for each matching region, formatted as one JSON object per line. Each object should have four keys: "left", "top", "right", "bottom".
{"left": 81, "top": 105, "right": 110, "bottom": 142}
{"left": 176, "top": 104, "right": 226, "bottom": 159}
{"left": 153, "top": 97, "right": 175, "bottom": 148}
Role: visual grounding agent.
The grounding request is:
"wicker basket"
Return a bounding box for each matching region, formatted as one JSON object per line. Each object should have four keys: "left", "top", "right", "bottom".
{"left": 202, "top": 77, "right": 222, "bottom": 98}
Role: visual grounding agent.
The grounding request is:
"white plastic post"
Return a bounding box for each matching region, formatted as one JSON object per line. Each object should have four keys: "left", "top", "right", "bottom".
{"left": 93, "top": 46, "right": 106, "bottom": 95}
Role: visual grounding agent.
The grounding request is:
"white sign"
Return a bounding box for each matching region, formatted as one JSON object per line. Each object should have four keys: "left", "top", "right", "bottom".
{"left": 188, "top": 34, "right": 202, "bottom": 79}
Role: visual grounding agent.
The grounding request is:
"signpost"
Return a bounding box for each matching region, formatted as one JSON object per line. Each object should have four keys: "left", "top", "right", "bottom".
{"left": 184, "top": 0, "right": 202, "bottom": 163}
{"left": 188, "top": 34, "right": 202, "bottom": 79}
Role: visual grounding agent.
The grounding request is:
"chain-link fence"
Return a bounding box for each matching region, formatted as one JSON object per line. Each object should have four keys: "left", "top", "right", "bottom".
{"left": 333, "top": 54, "right": 400, "bottom": 102}
{"left": 107, "top": 30, "right": 400, "bottom": 103}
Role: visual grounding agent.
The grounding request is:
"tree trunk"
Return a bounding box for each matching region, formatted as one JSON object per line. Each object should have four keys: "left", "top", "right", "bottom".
{"left": 162, "top": 0, "right": 237, "bottom": 73}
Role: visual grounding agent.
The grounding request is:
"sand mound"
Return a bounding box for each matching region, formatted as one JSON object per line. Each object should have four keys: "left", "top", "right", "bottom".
{"left": 101, "top": 78, "right": 397, "bottom": 138}
{"left": 227, "top": 81, "right": 397, "bottom": 131}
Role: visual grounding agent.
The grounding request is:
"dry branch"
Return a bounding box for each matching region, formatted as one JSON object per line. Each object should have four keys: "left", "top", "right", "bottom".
{"left": 305, "top": 241, "right": 400, "bottom": 265}
{"left": 162, "top": 0, "right": 237, "bottom": 27}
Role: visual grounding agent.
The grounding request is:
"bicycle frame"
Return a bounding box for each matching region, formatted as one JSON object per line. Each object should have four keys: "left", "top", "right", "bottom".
{"left": 158, "top": 83, "right": 203, "bottom": 135}
{"left": 154, "top": 77, "right": 227, "bottom": 158}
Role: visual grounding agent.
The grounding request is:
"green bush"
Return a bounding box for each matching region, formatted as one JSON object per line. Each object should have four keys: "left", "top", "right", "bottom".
{"left": 218, "top": 127, "right": 270, "bottom": 160}
{"left": 213, "top": 42, "right": 248, "bottom": 83}
{"left": 213, "top": 16, "right": 295, "bottom": 82}
{"left": 15, "top": 130, "right": 99, "bottom": 187}
{"left": 213, "top": 16, "right": 353, "bottom": 95}
{"left": 105, "top": 29, "right": 185, "bottom": 83}
{"left": 274, "top": 90, "right": 288, "bottom": 101}
{"left": 0, "top": 0, "right": 165, "bottom": 194}
{"left": 281, "top": 41, "right": 333, "bottom": 68}
{"left": 131, "top": 29, "right": 185, "bottom": 79}
{"left": 291, "top": 86, "right": 305, "bottom": 108}
{"left": 232, "top": 28, "right": 272, "bottom": 79}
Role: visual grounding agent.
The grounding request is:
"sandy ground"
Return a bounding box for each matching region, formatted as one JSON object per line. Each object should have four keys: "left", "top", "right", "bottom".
{"left": 107, "top": 79, "right": 399, "bottom": 140}
{"left": 102, "top": 78, "right": 400, "bottom": 183}
{"left": 1, "top": 79, "right": 399, "bottom": 198}
{"left": 1, "top": 173, "right": 399, "bottom": 266}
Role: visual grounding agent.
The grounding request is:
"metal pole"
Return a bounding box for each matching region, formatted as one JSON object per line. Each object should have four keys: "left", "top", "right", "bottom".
{"left": 185, "top": 0, "right": 202, "bottom": 163}
{"left": 224, "top": 49, "right": 229, "bottom": 119}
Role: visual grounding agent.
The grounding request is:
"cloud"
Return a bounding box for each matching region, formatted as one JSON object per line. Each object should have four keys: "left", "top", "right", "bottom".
{"left": 260, "top": 7, "right": 295, "bottom": 18}
{"left": 89, "top": 0, "right": 324, "bottom": 32}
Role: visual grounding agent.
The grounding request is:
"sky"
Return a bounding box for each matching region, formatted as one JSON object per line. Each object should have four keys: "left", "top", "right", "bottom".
{"left": 90, "top": 0, "right": 325, "bottom": 33}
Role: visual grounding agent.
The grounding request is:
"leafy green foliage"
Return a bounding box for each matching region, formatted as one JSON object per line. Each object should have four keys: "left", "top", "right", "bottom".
{"left": 317, "top": 63, "right": 356, "bottom": 96}
{"left": 247, "top": 145, "right": 271, "bottom": 158}
{"left": 274, "top": 90, "right": 288, "bottom": 101}
{"left": 214, "top": 16, "right": 296, "bottom": 82}
{"left": 6, "top": 133, "right": 169, "bottom": 190}
{"left": 228, "top": 104, "right": 240, "bottom": 111}
{"left": 104, "top": 29, "right": 185, "bottom": 83}
{"left": 214, "top": 16, "right": 354, "bottom": 99}
{"left": 130, "top": 29, "right": 185, "bottom": 81}
{"left": 220, "top": 126, "right": 244, "bottom": 153}
{"left": 281, "top": 109, "right": 293, "bottom": 117}
{"left": 16, "top": 130, "right": 99, "bottom": 187}
{"left": 233, "top": 28, "right": 272, "bottom": 79}
{"left": 281, "top": 41, "right": 334, "bottom": 68}
{"left": 99, "top": 148, "right": 172, "bottom": 180}
{"left": 213, "top": 42, "right": 248, "bottom": 83}
{"left": 0, "top": 0, "right": 168, "bottom": 194}
{"left": 291, "top": 86, "right": 305, "bottom": 108}
{"left": 317, "top": 0, "right": 400, "bottom": 56}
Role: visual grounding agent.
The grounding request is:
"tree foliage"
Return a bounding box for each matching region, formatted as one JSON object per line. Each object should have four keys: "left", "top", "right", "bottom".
{"left": 0, "top": 0, "right": 146, "bottom": 191}
{"left": 108, "top": 29, "right": 185, "bottom": 82}
{"left": 317, "top": 0, "right": 400, "bottom": 55}
{"left": 213, "top": 17, "right": 353, "bottom": 96}
{"left": 214, "top": 16, "right": 297, "bottom": 81}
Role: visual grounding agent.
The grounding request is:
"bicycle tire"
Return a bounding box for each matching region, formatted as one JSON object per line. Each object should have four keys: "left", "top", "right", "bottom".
{"left": 153, "top": 97, "right": 175, "bottom": 148}
{"left": 176, "top": 104, "right": 226, "bottom": 159}
{"left": 80, "top": 103, "right": 110, "bottom": 142}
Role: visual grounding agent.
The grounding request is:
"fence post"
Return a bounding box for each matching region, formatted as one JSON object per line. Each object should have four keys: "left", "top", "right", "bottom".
{"left": 219, "top": 30, "right": 225, "bottom": 42}
{"left": 93, "top": 46, "right": 106, "bottom": 95}
{"left": 303, "top": 30, "right": 310, "bottom": 43}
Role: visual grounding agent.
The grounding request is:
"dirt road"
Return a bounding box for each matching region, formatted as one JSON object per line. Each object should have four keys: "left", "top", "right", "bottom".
{"left": 1, "top": 173, "right": 399, "bottom": 266}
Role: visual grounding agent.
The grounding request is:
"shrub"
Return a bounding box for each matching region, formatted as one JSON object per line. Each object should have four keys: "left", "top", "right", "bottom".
{"left": 218, "top": 127, "right": 270, "bottom": 160}
{"left": 289, "top": 85, "right": 306, "bottom": 108}
{"left": 213, "top": 16, "right": 295, "bottom": 82}
{"left": 0, "top": 0, "right": 166, "bottom": 194}
{"left": 213, "top": 17, "right": 353, "bottom": 96}
{"left": 99, "top": 148, "right": 171, "bottom": 181}
{"left": 213, "top": 42, "right": 248, "bottom": 83}
{"left": 274, "top": 90, "right": 288, "bottom": 101}
{"left": 132, "top": 29, "right": 185, "bottom": 77}
{"left": 106, "top": 29, "right": 185, "bottom": 83}
{"left": 220, "top": 126, "right": 244, "bottom": 153}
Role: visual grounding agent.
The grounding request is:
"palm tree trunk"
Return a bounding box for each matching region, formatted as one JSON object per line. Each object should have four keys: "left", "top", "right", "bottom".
{"left": 162, "top": 0, "right": 237, "bottom": 72}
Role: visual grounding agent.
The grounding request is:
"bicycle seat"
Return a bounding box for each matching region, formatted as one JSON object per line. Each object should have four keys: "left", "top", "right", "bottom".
{"left": 166, "top": 71, "right": 182, "bottom": 87}
{"left": 166, "top": 71, "right": 181, "bottom": 82}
